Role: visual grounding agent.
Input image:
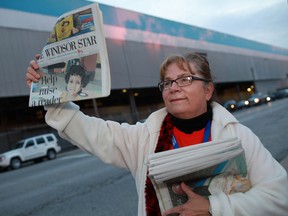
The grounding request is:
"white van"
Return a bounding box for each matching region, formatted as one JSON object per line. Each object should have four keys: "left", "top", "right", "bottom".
{"left": 0, "top": 133, "right": 61, "bottom": 170}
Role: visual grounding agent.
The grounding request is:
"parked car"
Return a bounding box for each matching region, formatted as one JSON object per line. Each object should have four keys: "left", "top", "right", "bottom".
{"left": 267, "top": 92, "right": 277, "bottom": 101}
{"left": 0, "top": 133, "right": 61, "bottom": 170}
{"left": 223, "top": 100, "right": 237, "bottom": 112}
{"left": 236, "top": 100, "right": 249, "bottom": 110}
{"left": 247, "top": 92, "right": 271, "bottom": 106}
{"left": 274, "top": 89, "right": 288, "bottom": 99}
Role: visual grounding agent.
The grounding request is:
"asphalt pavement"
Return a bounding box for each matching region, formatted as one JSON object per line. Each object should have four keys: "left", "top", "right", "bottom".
{"left": 63, "top": 148, "right": 288, "bottom": 172}
{"left": 281, "top": 156, "right": 288, "bottom": 172}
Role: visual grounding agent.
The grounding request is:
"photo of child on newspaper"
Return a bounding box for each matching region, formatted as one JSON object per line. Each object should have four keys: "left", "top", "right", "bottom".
{"left": 58, "top": 55, "right": 100, "bottom": 103}
{"left": 60, "top": 64, "right": 89, "bottom": 102}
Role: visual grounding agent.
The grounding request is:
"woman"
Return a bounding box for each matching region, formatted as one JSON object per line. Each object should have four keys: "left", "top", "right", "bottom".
{"left": 26, "top": 53, "right": 288, "bottom": 216}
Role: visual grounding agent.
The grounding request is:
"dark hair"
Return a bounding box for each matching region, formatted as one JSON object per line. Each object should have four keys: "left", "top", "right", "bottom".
{"left": 62, "top": 21, "right": 70, "bottom": 26}
{"left": 65, "top": 65, "right": 89, "bottom": 88}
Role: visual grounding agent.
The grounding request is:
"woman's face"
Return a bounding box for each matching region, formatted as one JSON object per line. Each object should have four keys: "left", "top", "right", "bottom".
{"left": 162, "top": 62, "right": 213, "bottom": 119}
{"left": 67, "top": 75, "right": 82, "bottom": 96}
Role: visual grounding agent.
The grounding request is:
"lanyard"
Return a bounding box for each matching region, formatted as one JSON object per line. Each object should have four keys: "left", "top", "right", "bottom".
{"left": 172, "top": 120, "right": 211, "bottom": 149}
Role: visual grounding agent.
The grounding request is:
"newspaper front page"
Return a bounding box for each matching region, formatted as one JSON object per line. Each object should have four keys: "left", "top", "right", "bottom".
{"left": 29, "top": 3, "right": 110, "bottom": 107}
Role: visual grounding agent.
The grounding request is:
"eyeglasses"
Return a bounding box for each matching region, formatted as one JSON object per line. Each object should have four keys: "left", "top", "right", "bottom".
{"left": 158, "top": 75, "right": 211, "bottom": 92}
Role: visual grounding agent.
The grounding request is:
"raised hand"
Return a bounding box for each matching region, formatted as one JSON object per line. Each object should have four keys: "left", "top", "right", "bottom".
{"left": 26, "top": 54, "right": 41, "bottom": 87}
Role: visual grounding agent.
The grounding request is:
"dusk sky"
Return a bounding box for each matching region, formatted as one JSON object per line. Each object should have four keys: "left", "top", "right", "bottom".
{"left": 91, "top": 0, "right": 288, "bottom": 49}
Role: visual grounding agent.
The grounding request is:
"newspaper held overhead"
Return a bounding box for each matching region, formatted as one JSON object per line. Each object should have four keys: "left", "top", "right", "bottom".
{"left": 29, "top": 3, "right": 110, "bottom": 107}
{"left": 147, "top": 137, "right": 251, "bottom": 215}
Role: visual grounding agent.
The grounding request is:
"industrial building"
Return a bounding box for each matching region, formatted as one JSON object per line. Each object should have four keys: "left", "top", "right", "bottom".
{"left": 0, "top": 0, "right": 288, "bottom": 150}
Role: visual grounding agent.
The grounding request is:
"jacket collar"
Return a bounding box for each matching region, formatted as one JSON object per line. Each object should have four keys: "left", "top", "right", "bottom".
{"left": 211, "top": 102, "right": 238, "bottom": 126}
{"left": 145, "top": 102, "right": 238, "bottom": 134}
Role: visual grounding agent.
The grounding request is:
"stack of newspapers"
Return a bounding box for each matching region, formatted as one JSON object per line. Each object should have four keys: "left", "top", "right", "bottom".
{"left": 147, "top": 137, "right": 251, "bottom": 214}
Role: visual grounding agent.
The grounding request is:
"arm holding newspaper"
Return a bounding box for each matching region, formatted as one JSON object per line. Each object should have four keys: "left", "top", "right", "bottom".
{"left": 209, "top": 122, "right": 288, "bottom": 216}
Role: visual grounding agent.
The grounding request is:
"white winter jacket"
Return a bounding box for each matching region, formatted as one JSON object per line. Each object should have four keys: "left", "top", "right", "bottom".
{"left": 45, "top": 101, "right": 288, "bottom": 216}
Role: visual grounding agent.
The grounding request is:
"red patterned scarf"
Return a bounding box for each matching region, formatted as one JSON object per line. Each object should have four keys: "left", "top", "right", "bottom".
{"left": 145, "top": 114, "right": 173, "bottom": 215}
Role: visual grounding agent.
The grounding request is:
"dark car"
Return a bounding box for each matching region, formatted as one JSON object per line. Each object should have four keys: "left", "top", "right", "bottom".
{"left": 223, "top": 100, "right": 237, "bottom": 112}
{"left": 248, "top": 93, "right": 270, "bottom": 106}
{"left": 236, "top": 100, "right": 249, "bottom": 110}
{"left": 274, "top": 89, "right": 288, "bottom": 99}
{"left": 267, "top": 92, "right": 277, "bottom": 101}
